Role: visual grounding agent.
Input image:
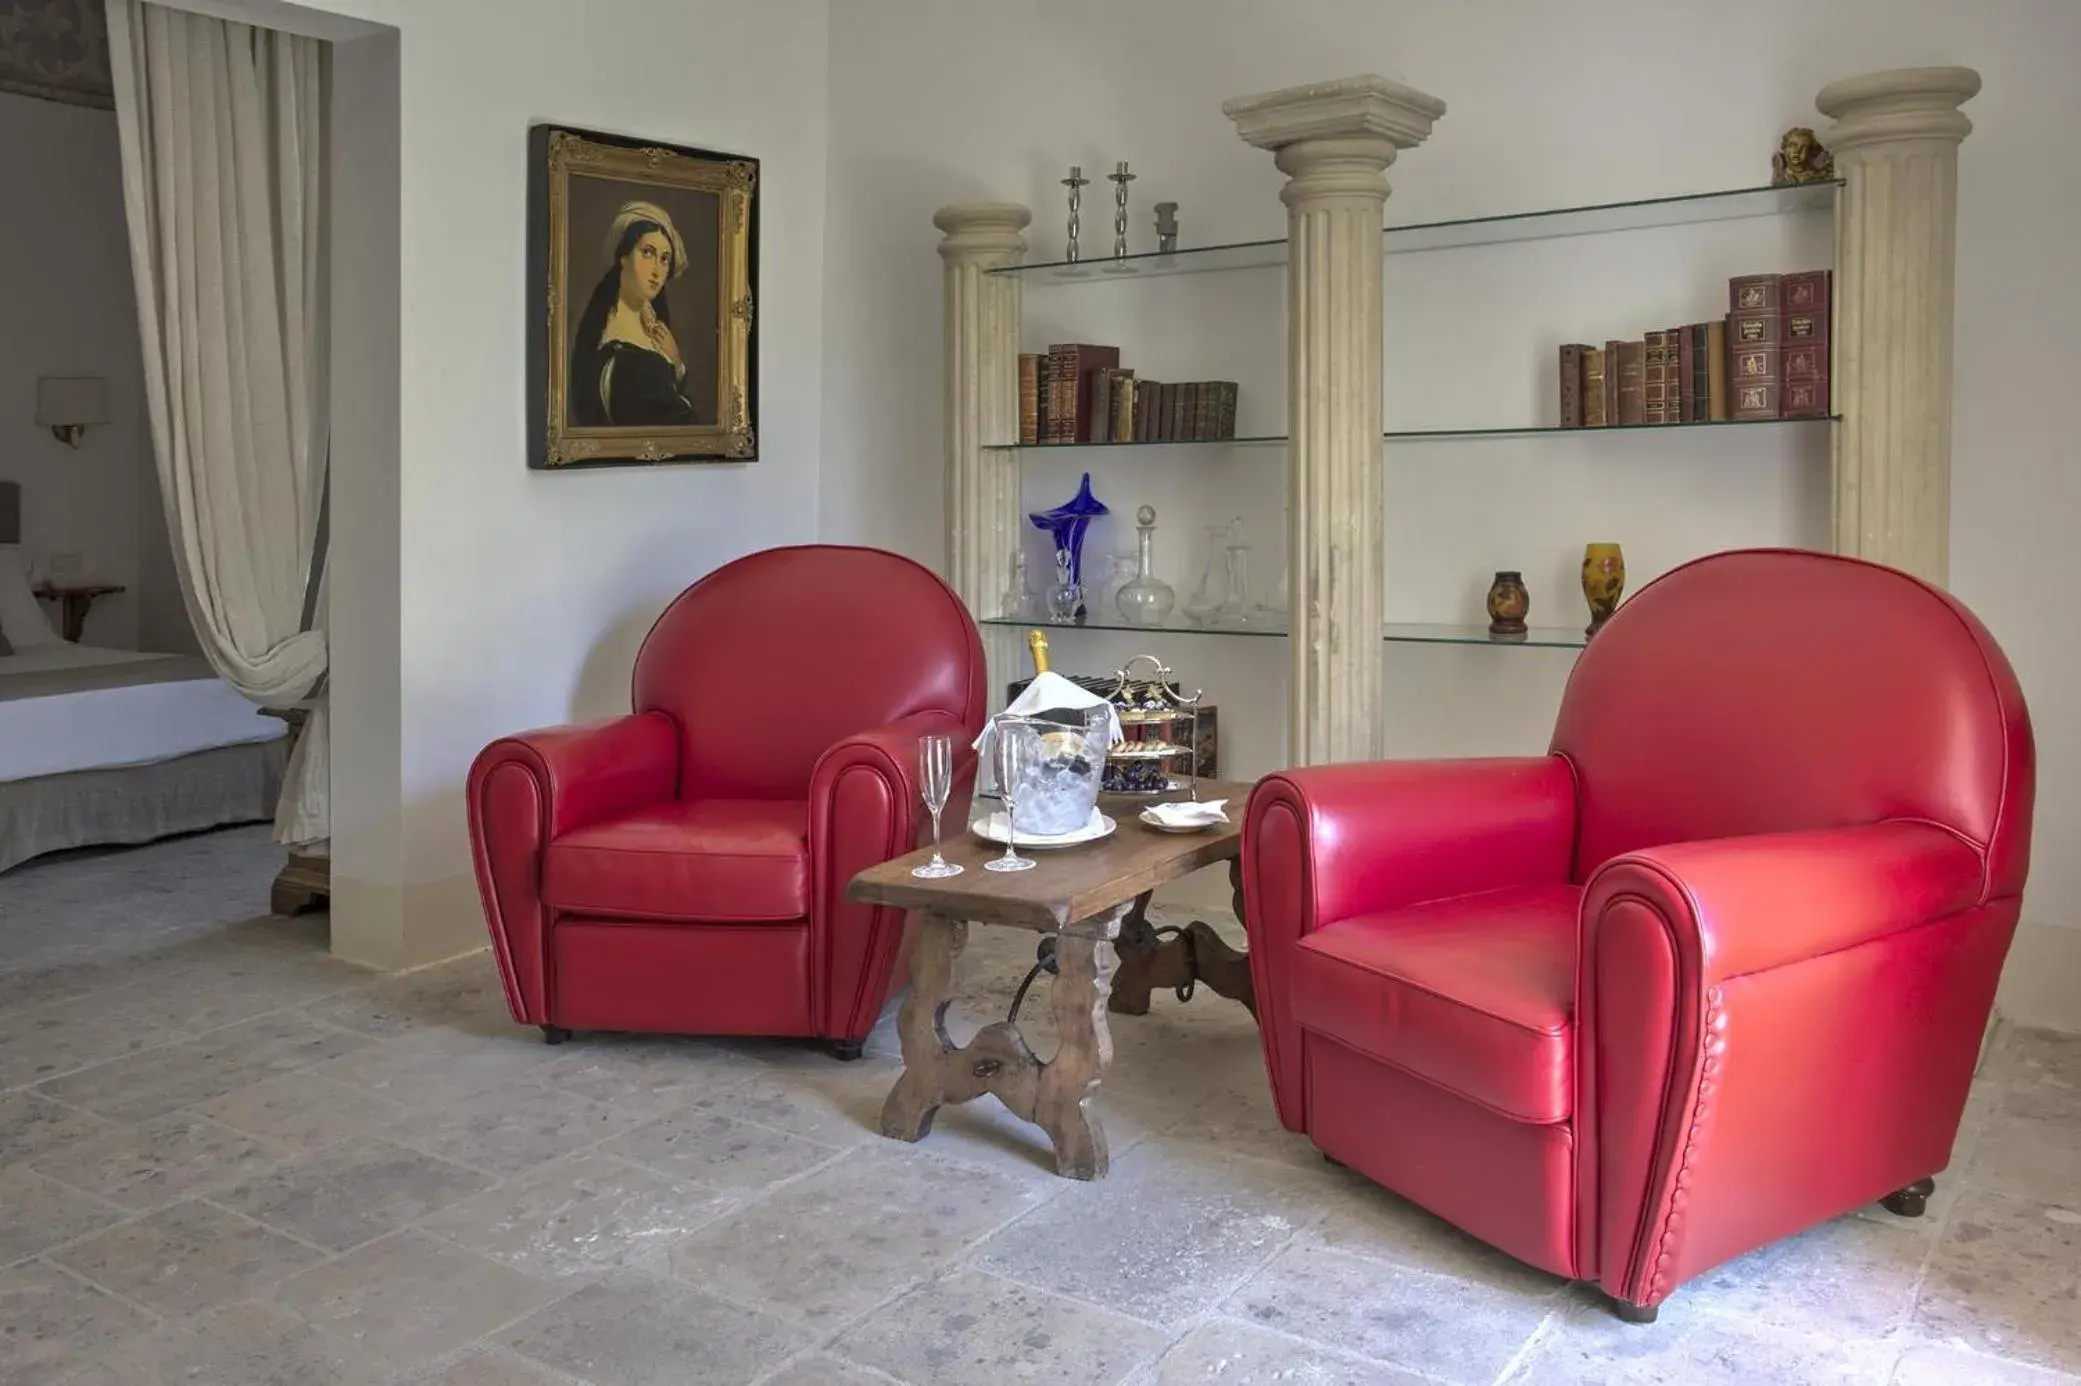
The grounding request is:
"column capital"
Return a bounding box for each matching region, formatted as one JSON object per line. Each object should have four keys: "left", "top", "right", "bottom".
{"left": 934, "top": 203, "right": 1031, "bottom": 265}
{"left": 1816, "top": 66, "right": 1980, "bottom": 157}
{"left": 1223, "top": 74, "right": 1445, "bottom": 158}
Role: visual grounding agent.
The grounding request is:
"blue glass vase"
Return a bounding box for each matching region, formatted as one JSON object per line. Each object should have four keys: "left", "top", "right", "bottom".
{"left": 1027, "top": 473, "right": 1109, "bottom": 619}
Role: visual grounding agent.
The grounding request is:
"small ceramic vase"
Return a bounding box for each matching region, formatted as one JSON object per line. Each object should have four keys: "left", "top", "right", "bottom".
{"left": 1486, "top": 571, "right": 1530, "bottom": 638}
{"left": 1582, "top": 542, "right": 1626, "bottom": 637}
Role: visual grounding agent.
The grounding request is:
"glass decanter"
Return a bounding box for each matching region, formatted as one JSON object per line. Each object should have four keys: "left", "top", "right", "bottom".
{"left": 1115, "top": 505, "right": 1176, "bottom": 626}
{"left": 1183, "top": 523, "right": 1230, "bottom": 625}
{"left": 999, "top": 548, "right": 1037, "bottom": 621}
{"left": 1212, "top": 517, "right": 1258, "bottom": 626}
{"left": 1044, "top": 547, "right": 1081, "bottom": 624}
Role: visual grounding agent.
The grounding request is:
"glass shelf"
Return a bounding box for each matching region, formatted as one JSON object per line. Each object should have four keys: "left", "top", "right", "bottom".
{"left": 1385, "top": 623, "right": 1586, "bottom": 649}
{"left": 980, "top": 616, "right": 1591, "bottom": 649}
{"left": 995, "top": 180, "right": 1841, "bottom": 282}
{"left": 989, "top": 415, "right": 1839, "bottom": 451}
{"left": 981, "top": 614, "right": 1288, "bottom": 639}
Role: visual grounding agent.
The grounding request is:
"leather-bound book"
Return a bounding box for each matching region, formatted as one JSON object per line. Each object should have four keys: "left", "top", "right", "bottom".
{"left": 1641, "top": 330, "right": 1670, "bottom": 424}
{"left": 1705, "top": 320, "right": 1729, "bottom": 421}
{"left": 1781, "top": 270, "right": 1832, "bottom": 417}
{"left": 1108, "top": 368, "right": 1136, "bottom": 441}
{"left": 1559, "top": 343, "right": 1592, "bottom": 427}
{"left": 1045, "top": 343, "right": 1119, "bottom": 443}
{"left": 1730, "top": 272, "right": 1783, "bottom": 313}
{"left": 1018, "top": 354, "right": 1040, "bottom": 444}
{"left": 1134, "top": 379, "right": 1159, "bottom": 441}
{"left": 1582, "top": 346, "right": 1609, "bottom": 426}
{"left": 1614, "top": 340, "right": 1646, "bottom": 425}
{"left": 1731, "top": 338, "right": 1782, "bottom": 420}
{"left": 1601, "top": 339, "right": 1623, "bottom": 424}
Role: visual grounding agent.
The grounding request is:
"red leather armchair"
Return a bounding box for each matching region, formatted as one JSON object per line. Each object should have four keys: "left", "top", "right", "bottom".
{"left": 467, "top": 544, "right": 986, "bottom": 1056}
{"left": 1242, "top": 549, "right": 2035, "bottom": 1320}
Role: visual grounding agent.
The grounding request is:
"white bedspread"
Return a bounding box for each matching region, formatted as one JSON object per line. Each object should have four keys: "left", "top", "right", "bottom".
{"left": 0, "top": 644, "right": 285, "bottom": 783}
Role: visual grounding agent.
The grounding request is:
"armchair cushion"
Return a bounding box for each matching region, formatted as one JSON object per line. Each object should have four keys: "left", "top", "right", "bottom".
{"left": 1293, "top": 884, "right": 1578, "bottom": 1124}
{"left": 542, "top": 799, "right": 809, "bottom": 923}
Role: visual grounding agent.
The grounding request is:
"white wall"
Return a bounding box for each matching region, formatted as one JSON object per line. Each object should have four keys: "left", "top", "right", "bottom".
{"left": 196, "top": 0, "right": 831, "bottom": 967}
{"left": 822, "top": 0, "right": 2081, "bottom": 1026}
{"left": 0, "top": 90, "right": 170, "bottom": 650}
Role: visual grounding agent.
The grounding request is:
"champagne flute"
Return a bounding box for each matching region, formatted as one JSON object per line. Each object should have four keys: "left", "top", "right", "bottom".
{"left": 985, "top": 719, "right": 1038, "bottom": 873}
{"left": 910, "top": 734, "right": 961, "bottom": 878}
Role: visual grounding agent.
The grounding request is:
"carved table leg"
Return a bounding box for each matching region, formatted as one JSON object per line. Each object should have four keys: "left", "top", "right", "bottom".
{"left": 879, "top": 912, "right": 968, "bottom": 1143}
{"left": 1034, "top": 931, "right": 1118, "bottom": 1179}
{"left": 1107, "top": 861, "right": 1256, "bottom": 1018}
{"left": 876, "top": 905, "right": 1127, "bottom": 1179}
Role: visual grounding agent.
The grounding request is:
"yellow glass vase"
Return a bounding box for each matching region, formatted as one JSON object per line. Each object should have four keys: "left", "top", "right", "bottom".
{"left": 1581, "top": 543, "right": 1625, "bottom": 638}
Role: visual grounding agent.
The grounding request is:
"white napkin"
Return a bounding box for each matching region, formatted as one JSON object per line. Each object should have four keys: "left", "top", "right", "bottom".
{"left": 974, "top": 670, "right": 1124, "bottom": 796}
{"left": 1143, "top": 798, "right": 1229, "bottom": 828}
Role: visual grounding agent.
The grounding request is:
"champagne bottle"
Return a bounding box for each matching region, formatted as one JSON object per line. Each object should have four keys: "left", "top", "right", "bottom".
{"left": 1027, "top": 628, "right": 1050, "bottom": 676}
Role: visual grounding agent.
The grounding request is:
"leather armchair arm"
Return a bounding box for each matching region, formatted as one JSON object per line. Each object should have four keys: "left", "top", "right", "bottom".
{"left": 1244, "top": 755, "right": 1578, "bottom": 931}
{"left": 809, "top": 708, "right": 976, "bottom": 1041}
{"left": 465, "top": 712, "right": 679, "bottom": 1023}
{"left": 1241, "top": 755, "right": 1577, "bottom": 1132}
{"left": 1578, "top": 821, "right": 1987, "bottom": 1312}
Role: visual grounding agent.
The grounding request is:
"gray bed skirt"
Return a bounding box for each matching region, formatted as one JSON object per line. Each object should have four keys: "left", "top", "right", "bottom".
{"left": 0, "top": 738, "right": 288, "bottom": 875}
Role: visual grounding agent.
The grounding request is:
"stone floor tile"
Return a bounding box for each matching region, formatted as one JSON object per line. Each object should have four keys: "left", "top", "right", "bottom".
{"left": 1985, "top": 1028, "right": 2081, "bottom": 1125}
{"left": 1914, "top": 1188, "right": 2081, "bottom": 1372}
{"left": 0, "top": 990, "right": 176, "bottom": 1090}
{"left": 418, "top": 1150, "right": 737, "bottom": 1280}
{"left": 1306, "top": 1173, "right": 1572, "bottom": 1293}
{"left": 312, "top": 1027, "right": 565, "bottom": 1110}
{"left": 601, "top": 1103, "right": 842, "bottom": 1193}
{"left": 497, "top": 1271, "right": 814, "bottom": 1386}
{"left": 1892, "top": 1343, "right": 2081, "bottom": 1384}
{"left": 276, "top": 1228, "right": 563, "bottom": 1366}
{"left": 214, "top": 1133, "right": 495, "bottom": 1251}
{"left": 668, "top": 1144, "right": 1046, "bottom": 1328}
{"left": 68, "top": 1297, "right": 394, "bottom": 1386}
{"left": 28, "top": 1110, "right": 287, "bottom": 1211}
{"left": 1149, "top": 1317, "right": 1431, "bottom": 1385}
{"left": 755, "top": 1353, "right": 901, "bottom": 1386}
{"left": 1681, "top": 1210, "right": 1932, "bottom": 1337}
{"left": 304, "top": 952, "right": 517, "bottom": 1040}
{"left": 195, "top": 1072, "right": 410, "bottom": 1154}
{"left": 695, "top": 1063, "right": 887, "bottom": 1150}
{"left": 34, "top": 1011, "right": 374, "bottom": 1122}
{"left": 49, "top": 1197, "right": 322, "bottom": 1317}
{"left": 538, "top": 1035, "right": 768, "bottom": 1117}
{"left": 970, "top": 1140, "right": 1331, "bottom": 1328}
{"left": 1506, "top": 1297, "right": 1896, "bottom": 1385}
{"left": 1965, "top": 1110, "right": 2081, "bottom": 1207}
{"left": 0, "top": 1088, "right": 118, "bottom": 1166}
{"left": 390, "top": 1344, "right": 584, "bottom": 1385}
{"left": 1226, "top": 1242, "right": 1558, "bottom": 1384}
{"left": 832, "top": 1268, "right": 1171, "bottom": 1385}
{"left": 379, "top": 1079, "right": 642, "bottom": 1178}
{"left": 0, "top": 1164, "right": 125, "bottom": 1264}
{"left": 0, "top": 1259, "right": 156, "bottom": 1386}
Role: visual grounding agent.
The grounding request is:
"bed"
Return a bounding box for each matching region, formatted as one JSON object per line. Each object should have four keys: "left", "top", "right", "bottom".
{"left": 0, "top": 482, "right": 287, "bottom": 874}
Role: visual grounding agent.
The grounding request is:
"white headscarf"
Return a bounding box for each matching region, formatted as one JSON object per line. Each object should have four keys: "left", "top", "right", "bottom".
{"left": 605, "top": 200, "right": 688, "bottom": 280}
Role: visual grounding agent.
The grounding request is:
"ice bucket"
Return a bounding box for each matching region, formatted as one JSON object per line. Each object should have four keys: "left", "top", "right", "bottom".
{"left": 988, "top": 707, "right": 1106, "bottom": 837}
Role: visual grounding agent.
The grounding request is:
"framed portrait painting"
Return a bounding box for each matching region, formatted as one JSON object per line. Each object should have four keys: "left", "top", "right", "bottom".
{"left": 528, "top": 123, "right": 759, "bottom": 468}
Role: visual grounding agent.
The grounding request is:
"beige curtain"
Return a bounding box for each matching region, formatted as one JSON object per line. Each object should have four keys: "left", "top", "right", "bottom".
{"left": 106, "top": 0, "right": 331, "bottom": 847}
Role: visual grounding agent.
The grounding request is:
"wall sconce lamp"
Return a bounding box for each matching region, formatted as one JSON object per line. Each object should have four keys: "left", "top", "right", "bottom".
{"left": 35, "top": 376, "right": 110, "bottom": 448}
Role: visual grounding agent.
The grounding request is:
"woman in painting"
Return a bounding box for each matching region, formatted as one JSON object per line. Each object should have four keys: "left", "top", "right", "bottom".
{"left": 569, "top": 201, "right": 700, "bottom": 427}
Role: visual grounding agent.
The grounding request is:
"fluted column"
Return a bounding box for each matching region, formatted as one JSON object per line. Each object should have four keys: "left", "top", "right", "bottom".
{"left": 1225, "top": 76, "right": 1444, "bottom": 766}
{"left": 1817, "top": 67, "right": 1979, "bottom": 587}
{"left": 935, "top": 204, "right": 1030, "bottom": 685}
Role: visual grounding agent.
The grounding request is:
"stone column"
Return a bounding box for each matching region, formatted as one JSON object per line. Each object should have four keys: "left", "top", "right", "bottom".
{"left": 935, "top": 203, "right": 1030, "bottom": 688}
{"left": 1816, "top": 67, "right": 1979, "bottom": 587}
{"left": 1224, "top": 76, "right": 1444, "bottom": 766}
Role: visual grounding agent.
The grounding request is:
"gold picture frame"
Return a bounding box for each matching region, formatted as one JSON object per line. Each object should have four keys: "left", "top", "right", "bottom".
{"left": 528, "top": 124, "right": 758, "bottom": 468}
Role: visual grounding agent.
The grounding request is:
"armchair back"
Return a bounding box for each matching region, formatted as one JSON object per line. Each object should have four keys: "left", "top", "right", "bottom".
{"left": 1550, "top": 549, "right": 2033, "bottom": 895}
{"left": 633, "top": 544, "right": 987, "bottom": 799}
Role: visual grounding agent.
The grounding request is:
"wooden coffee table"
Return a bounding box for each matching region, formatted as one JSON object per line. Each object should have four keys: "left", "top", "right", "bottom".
{"left": 845, "top": 779, "right": 1254, "bottom": 1180}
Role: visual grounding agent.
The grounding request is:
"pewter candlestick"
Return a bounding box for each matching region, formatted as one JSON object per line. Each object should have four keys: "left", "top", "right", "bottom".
{"left": 1061, "top": 166, "right": 1089, "bottom": 263}
{"left": 1108, "top": 161, "right": 1136, "bottom": 258}
{"left": 1154, "top": 201, "right": 1178, "bottom": 254}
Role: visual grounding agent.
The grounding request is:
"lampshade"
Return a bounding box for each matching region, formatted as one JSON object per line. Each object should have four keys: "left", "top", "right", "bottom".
{"left": 35, "top": 376, "right": 110, "bottom": 427}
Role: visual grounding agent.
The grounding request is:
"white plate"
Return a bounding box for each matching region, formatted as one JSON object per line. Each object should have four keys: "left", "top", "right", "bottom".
{"left": 1139, "top": 809, "right": 1221, "bottom": 834}
{"left": 971, "top": 810, "right": 1117, "bottom": 848}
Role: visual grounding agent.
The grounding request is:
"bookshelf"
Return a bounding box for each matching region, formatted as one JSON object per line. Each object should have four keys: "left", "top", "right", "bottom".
{"left": 937, "top": 67, "right": 1979, "bottom": 770}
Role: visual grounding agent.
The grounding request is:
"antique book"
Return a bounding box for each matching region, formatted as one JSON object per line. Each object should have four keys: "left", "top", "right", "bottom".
{"left": 1614, "top": 339, "right": 1646, "bottom": 425}
{"left": 1559, "top": 343, "right": 1592, "bottom": 427}
{"left": 1582, "top": 346, "right": 1609, "bottom": 426}
{"left": 1044, "top": 343, "right": 1119, "bottom": 443}
{"left": 1108, "top": 368, "right": 1137, "bottom": 441}
{"left": 1018, "top": 353, "right": 1040, "bottom": 444}
{"left": 1601, "top": 339, "right": 1624, "bottom": 425}
{"left": 1729, "top": 272, "right": 1784, "bottom": 314}
{"left": 1731, "top": 340, "right": 1783, "bottom": 420}
{"left": 1706, "top": 319, "right": 1729, "bottom": 421}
